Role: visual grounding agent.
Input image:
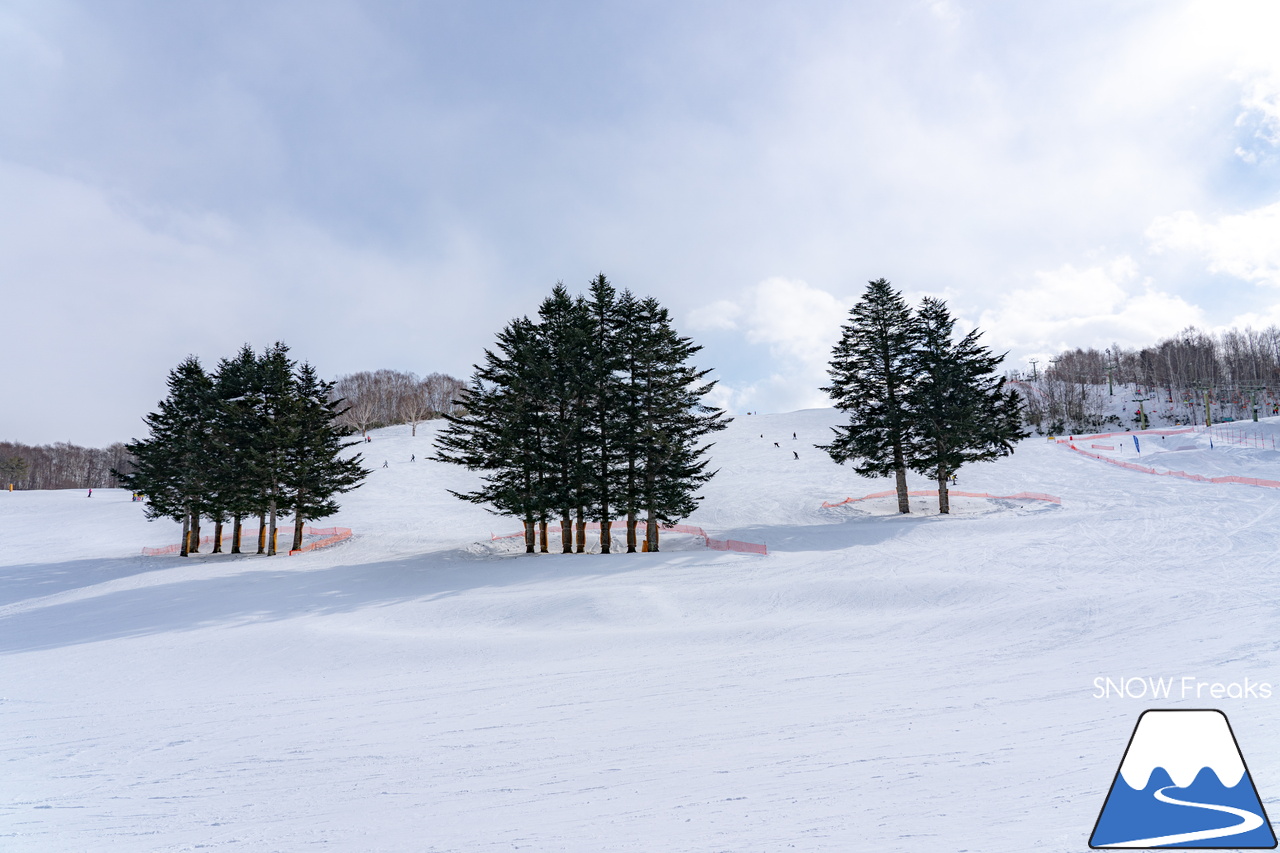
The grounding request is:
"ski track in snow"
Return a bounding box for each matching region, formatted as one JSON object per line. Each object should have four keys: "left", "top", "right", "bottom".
{"left": 3, "top": 411, "right": 1280, "bottom": 851}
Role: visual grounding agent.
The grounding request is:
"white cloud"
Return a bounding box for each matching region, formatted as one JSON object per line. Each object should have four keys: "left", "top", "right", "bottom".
{"left": 0, "top": 160, "right": 502, "bottom": 445}
{"left": 739, "top": 278, "right": 853, "bottom": 373}
{"left": 1147, "top": 202, "right": 1280, "bottom": 287}
{"left": 685, "top": 300, "right": 743, "bottom": 332}
{"left": 978, "top": 258, "right": 1204, "bottom": 366}
{"left": 690, "top": 278, "right": 854, "bottom": 414}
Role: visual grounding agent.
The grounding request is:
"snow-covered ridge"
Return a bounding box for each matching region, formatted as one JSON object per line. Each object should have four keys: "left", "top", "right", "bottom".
{"left": 1119, "top": 710, "right": 1247, "bottom": 790}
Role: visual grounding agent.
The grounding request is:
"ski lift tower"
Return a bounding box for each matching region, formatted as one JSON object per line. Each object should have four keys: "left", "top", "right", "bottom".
{"left": 1240, "top": 382, "right": 1267, "bottom": 422}
{"left": 1190, "top": 379, "right": 1215, "bottom": 427}
{"left": 1132, "top": 394, "right": 1151, "bottom": 430}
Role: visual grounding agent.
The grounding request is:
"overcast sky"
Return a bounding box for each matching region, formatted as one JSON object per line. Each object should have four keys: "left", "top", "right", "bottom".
{"left": 4, "top": 0, "right": 1280, "bottom": 446}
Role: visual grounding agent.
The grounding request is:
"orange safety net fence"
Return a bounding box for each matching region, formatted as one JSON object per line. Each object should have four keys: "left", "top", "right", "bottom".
{"left": 1062, "top": 443, "right": 1280, "bottom": 489}
{"left": 492, "top": 521, "right": 768, "bottom": 555}
{"left": 142, "top": 526, "right": 353, "bottom": 556}
{"left": 822, "top": 489, "right": 1062, "bottom": 508}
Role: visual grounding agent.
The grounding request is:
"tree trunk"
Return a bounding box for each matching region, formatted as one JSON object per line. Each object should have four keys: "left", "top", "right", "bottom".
{"left": 626, "top": 510, "right": 637, "bottom": 553}
{"left": 267, "top": 497, "right": 277, "bottom": 556}
{"left": 292, "top": 511, "right": 305, "bottom": 552}
{"left": 180, "top": 508, "right": 191, "bottom": 557}
{"left": 646, "top": 509, "right": 659, "bottom": 553}
{"left": 937, "top": 470, "right": 950, "bottom": 515}
{"left": 190, "top": 512, "right": 201, "bottom": 553}
{"left": 893, "top": 466, "right": 910, "bottom": 514}
{"left": 560, "top": 510, "right": 572, "bottom": 553}
{"left": 523, "top": 518, "right": 536, "bottom": 554}
{"left": 231, "top": 514, "right": 242, "bottom": 554}
{"left": 600, "top": 519, "right": 612, "bottom": 554}
{"left": 256, "top": 510, "right": 267, "bottom": 554}
{"left": 212, "top": 519, "right": 223, "bottom": 553}
{"left": 575, "top": 506, "right": 585, "bottom": 553}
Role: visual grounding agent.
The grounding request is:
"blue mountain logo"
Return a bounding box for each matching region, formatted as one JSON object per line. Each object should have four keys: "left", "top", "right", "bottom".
{"left": 1091, "top": 709, "right": 1276, "bottom": 848}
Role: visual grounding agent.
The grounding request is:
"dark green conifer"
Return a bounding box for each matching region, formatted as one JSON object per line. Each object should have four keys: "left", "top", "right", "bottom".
{"left": 117, "top": 356, "right": 216, "bottom": 556}
{"left": 819, "top": 278, "right": 920, "bottom": 514}
{"left": 282, "top": 362, "right": 368, "bottom": 552}
{"left": 906, "top": 298, "right": 1029, "bottom": 513}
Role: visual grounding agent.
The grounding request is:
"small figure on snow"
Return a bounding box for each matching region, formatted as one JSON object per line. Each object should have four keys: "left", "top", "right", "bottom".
{"left": 411, "top": 454, "right": 415, "bottom": 462}
{"left": 792, "top": 432, "right": 797, "bottom": 439}
{"left": 87, "top": 488, "right": 92, "bottom": 497}
{"left": 793, "top": 451, "right": 798, "bottom": 460}
{"left": 774, "top": 442, "right": 780, "bottom": 447}
{"left": 382, "top": 460, "right": 388, "bottom": 468}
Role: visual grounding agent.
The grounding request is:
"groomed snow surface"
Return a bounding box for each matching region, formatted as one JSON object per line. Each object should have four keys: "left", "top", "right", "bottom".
{"left": 4, "top": 409, "right": 1280, "bottom": 851}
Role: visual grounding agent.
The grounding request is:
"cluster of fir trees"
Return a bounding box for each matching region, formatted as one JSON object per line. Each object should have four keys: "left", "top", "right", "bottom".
{"left": 117, "top": 343, "right": 367, "bottom": 556}
{"left": 821, "top": 279, "right": 1028, "bottom": 514}
{"left": 435, "top": 275, "right": 729, "bottom": 554}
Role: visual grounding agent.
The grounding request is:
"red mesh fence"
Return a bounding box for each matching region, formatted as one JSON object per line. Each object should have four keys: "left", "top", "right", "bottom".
{"left": 492, "top": 521, "right": 768, "bottom": 555}
{"left": 289, "top": 527, "right": 352, "bottom": 555}
{"left": 142, "top": 526, "right": 352, "bottom": 557}
{"left": 822, "top": 489, "right": 1061, "bottom": 508}
{"left": 1063, "top": 443, "right": 1280, "bottom": 489}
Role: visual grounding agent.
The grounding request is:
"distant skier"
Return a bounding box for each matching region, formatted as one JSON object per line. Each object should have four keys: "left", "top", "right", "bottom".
{"left": 87, "top": 488, "right": 92, "bottom": 497}
{"left": 793, "top": 451, "right": 798, "bottom": 460}
{"left": 793, "top": 432, "right": 797, "bottom": 439}
{"left": 774, "top": 442, "right": 780, "bottom": 448}
{"left": 411, "top": 454, "right": 415, "bottom": 461}
{"left": 382, "top": 460, "right": 388, "bottom": 468}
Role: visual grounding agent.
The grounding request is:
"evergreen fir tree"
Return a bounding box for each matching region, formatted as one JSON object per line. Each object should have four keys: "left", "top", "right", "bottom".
{"left": 257, "top": 343, "right": 298, "bottom": 556}
{"left": 438, "top": 278, "right": 727, "bottom": 556}
{"left": 117, "top": 356, "right": 216, "bottom": 556}
{"left": 434, "top": 317, "right": 551, "bottom": 553}
{"left": 906, "top": 298, "right": 1029, "bottom": 513}
{"left": 535, "top": 284, "right": 593, "bottom": 554}
{"left": 819, "top": 278, "right": 920, "bottom": 514}
{"left": 631, "top": 297, "right": 728, "bottom": 552}
{"left": 211, "top": 345, "right": 267, "bottom": 554}
{"left": 281, "top": 362, "right": 368, "bottom": 551}
{"left": 583, "top": 274, "right": 626, "bottom": 553}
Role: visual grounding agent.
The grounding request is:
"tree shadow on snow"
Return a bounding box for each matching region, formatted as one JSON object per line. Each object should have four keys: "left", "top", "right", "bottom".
{"left": 0, "top": 515, "right": 936, "bottom": 654}
{"left": 0, "top": 555, "right": 178, "bottom": 608}
{"left": 721, "top": 514, "right": 933, "bottom": 554}
{"left": 0, "top": 543, "right": 735, "bottom": 654}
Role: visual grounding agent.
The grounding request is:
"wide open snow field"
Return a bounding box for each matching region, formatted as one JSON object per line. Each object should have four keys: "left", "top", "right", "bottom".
{"left": 4, "top": 411, "right": 1280, "bottom": 851}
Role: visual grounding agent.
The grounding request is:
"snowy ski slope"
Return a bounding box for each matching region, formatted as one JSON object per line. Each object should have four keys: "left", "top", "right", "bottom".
{"left": 4, "top": 409, "right": 1280, "bottom": 851}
